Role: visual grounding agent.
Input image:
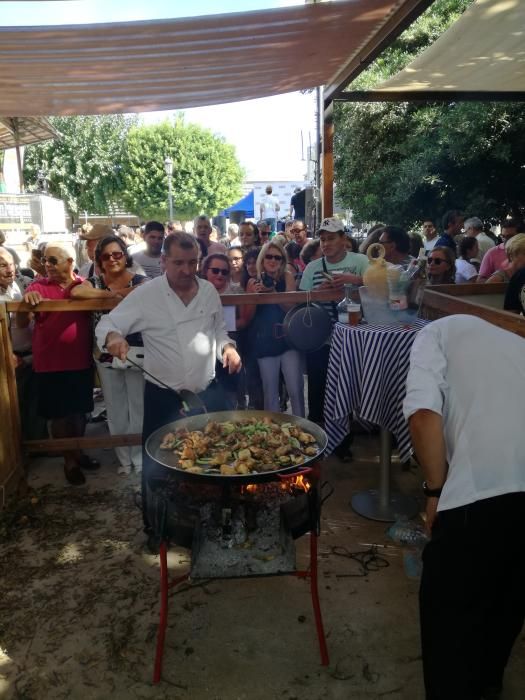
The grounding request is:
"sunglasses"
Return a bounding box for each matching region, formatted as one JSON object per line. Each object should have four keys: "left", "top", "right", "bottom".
{"left": 101, "top": 251, "right": 125, "bottom": 262}
{"left": 42, "top": 256, "right": 64, "bottom": 265}
{"left": 290, "top": 228, "right": 305, "bottom": 234}
{"left": 428, "top": 258, "right": 446, "bottom": 265}
{"left": 209, "top": 267, "right": 229, "bottom": 276}
{"left": 265, "top": 254, "right": 283, "bottom": 262}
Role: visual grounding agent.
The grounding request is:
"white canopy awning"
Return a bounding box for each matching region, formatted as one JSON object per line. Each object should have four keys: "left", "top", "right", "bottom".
{"left": 0, "top": 0, "right": 401, "bottom": 116}
{"left": 343, "top": 0, "right": 525, "bottom": 101}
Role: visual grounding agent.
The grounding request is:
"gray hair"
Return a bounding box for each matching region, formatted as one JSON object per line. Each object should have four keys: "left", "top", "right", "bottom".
{"left": 464, "top": 217, "right": 483, "bottom": 232}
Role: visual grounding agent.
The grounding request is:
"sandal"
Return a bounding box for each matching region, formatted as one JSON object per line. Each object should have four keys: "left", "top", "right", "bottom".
{"left": 64, "top": 465, "right": 86, "bottom": 486}
{"left": 77, "top": 455, "right": 101, "bottom": 470}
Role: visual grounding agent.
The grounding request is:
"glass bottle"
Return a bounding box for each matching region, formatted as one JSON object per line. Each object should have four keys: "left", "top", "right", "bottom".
{"left": 337, "top": 284, "right": 361, "bottom": 325}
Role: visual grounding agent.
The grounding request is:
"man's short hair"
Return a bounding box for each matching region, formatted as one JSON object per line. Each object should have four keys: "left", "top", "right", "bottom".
{"left": 464, "top": 217, "right": 483, "bottom": 232}
{"left": 382, "top": 225, "right": 410, "bottom": 254}
{"left": 0, "top": 246, "right": 14, "bottom": 262}
{"left": 442, "top": 210, "right": 462, "bottom": 231}
{"left": 45, "top": 243, "right": 76, "bottom": 260}
{"left": 193, "top": 215, "right": 212, "bottom": 230}
{"left": 256, "top": 220, "right": 271, "bottom": 230}
{"left": 163, "top": 231, "right": 199, "bottom": 256}
{"left": 144, "top": 220, "right": 165, "bottom": 236}
{"left": 265, "top": 185, "right": 273, "bottom": 194}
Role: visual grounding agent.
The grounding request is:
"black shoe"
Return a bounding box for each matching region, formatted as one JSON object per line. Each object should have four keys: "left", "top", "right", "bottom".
{"left": 64, "top": 465, "right": 86, "bottom": 485}
{"left": 77, "top": 455, "right": 101, "bottom": 470}
{"left": 90, "top": 410, "right": 107, "bottom": 423}
{"left": 145, "top": 533, "right": 161, "bottom": 555}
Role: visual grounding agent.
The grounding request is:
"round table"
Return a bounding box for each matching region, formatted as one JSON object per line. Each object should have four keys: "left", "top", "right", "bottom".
{"left": 324, "top": 319, "right": 428, "bottom": 521}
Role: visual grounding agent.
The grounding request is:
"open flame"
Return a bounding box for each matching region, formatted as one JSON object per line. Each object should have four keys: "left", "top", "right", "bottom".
{"left": 242, "top": 474, "right": 311, "bottom": 495}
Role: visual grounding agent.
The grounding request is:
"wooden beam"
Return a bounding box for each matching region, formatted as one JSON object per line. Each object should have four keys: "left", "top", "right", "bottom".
{"left": 24, "top": 433, "right": 142, "bottom": 454}
{"left": 334, "top": 91, "right": 525, "bottom": 103}
{"left": 322, "top": 119, "right": 334, "bottom": 219}
{"left": 0, "top": 304, "right": 23, "bottom": 498}
{"left": 5, "top": 289, "right": 344, "bottom": 313}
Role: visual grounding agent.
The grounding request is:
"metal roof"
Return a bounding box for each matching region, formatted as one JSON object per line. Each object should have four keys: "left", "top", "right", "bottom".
{"left": 0, "top": 0, "right": 401, "bottom": 116}
{"left": 0, "top": 116, "right": 59, "bottom": 150}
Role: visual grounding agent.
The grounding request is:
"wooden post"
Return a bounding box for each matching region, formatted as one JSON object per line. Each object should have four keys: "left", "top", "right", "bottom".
{"left": 322, "top": 110, "right": 334, "bottom": 219}
{"left": 0, "top": 304, "right": 23, "bottom": 505}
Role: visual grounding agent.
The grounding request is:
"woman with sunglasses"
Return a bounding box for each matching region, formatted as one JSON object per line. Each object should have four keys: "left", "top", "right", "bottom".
{"left": 427, "top": 246, "right": 456, "bottom": 285}
{"left": 201, "top": 253, "right": 240, "bottom": 405}
{"left": 71, "top": 235, "right": 148, "bottom": 476}
{"left": 243, "top": 241, "right": 305, "bottom": 417}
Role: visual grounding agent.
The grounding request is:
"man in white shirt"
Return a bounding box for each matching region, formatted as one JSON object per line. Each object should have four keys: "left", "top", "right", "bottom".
{"left": 96, "top": 231, "right": 241, "bottom": 539}
{"left": 132, "top": 221, "right": 165, "bottom": 279}
{"left": 259, "top": 185, "right": 280, "bottom": 231}
{"left": 403, "top": 315, "right": 525, "bottom": 700}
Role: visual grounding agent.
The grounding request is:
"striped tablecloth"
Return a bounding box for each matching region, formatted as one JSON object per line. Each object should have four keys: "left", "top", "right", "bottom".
{"left": 324, "top": 319, "right": 428, "bottom": 460}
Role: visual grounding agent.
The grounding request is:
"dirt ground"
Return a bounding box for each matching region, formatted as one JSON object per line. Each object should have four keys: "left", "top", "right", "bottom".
{"left": 1, "top": 433, "right": 524, "bottom": 700}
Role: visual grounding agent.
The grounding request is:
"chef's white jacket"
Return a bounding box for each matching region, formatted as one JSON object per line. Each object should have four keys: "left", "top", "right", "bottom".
{"left": 95, "top": 275, "right": 235, "bottom": 393}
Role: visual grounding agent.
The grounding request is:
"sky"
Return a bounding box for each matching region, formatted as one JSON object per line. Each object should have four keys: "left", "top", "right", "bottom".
{"left": 1, "top": 0, "right": 317, "bottom": 181}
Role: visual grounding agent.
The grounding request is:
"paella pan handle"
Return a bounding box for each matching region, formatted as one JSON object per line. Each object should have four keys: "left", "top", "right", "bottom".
{"left": 118, "top": 352, "right": 207, "bottom": 416}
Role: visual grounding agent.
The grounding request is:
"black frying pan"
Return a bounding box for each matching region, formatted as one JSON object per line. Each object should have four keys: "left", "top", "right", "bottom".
{"left": 145, "top": 410, "right": 327, "bottom": 484}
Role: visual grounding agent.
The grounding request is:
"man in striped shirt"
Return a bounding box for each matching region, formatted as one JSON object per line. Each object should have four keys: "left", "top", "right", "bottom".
{"left": 299, "top": 217, "right": 368, "bottom": 423}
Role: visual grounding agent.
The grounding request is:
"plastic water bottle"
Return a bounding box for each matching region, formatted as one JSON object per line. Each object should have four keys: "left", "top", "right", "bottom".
{"left": 387, "top": 516, "right": 429, "bottom": 547}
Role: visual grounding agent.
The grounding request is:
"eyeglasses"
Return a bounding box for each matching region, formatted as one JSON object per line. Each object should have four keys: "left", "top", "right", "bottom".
{"left": 42, "top": 256, "right": 64, "bottom": 266}
{"left": 264, "top": 254, "right": 283, "bottom": 262}
{"left": 428, "top": 258, "right": 446, "bottom": 265}
{"left": 209, "top": 267, "right": 229, "bottom": 276}
{"left": 101, "top": 251, "right": 125, "bottom": 262}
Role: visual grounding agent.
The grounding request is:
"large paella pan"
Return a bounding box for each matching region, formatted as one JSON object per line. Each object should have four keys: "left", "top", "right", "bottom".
{"left": 146, "top": 410, "right": 328, "bottom": 484}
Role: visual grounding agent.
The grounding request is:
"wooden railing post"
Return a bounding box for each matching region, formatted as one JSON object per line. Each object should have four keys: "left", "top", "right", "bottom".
{"left": 0, "top": 303, "right": 23, "bottom": 505}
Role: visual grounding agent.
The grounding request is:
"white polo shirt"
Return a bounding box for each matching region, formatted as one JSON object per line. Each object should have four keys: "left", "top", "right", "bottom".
{"left": 403, "top": 315, "right": 525, "bottom": 511}
{"left": 95, "top": 275, "right": 235, "bottom": 393}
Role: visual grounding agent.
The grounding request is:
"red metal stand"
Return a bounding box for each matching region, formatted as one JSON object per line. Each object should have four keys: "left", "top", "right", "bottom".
{"left": 152, "top": 531, "right": 329, "bottom": 684}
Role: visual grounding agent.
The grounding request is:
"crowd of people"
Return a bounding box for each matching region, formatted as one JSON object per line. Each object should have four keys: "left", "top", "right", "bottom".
{"left": 3, "top": 209, "right": 525, "bottom": 487}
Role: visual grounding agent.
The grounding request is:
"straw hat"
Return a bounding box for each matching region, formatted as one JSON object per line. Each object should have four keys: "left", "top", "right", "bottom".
{"left": 79, "top": 223, "right": 113, "bottom": 241}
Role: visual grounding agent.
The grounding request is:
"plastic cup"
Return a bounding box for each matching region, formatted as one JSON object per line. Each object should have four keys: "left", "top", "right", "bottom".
{"left": 348, "top": 303, "right": 361, "bottom": 326}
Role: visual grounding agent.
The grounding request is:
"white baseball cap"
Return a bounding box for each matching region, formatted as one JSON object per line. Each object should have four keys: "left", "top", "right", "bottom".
{"left": 318, "top": 217, "right": 345, "bottom": 234}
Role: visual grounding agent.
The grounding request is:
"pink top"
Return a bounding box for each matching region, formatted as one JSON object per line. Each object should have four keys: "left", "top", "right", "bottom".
{"left": 479, "top": 243, "right": 508, "bottom": 279}
{"left": 26, "top": 276, "right": 93, "bottom": 372}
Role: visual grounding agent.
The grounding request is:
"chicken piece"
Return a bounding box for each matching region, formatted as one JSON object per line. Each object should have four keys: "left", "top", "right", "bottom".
{"left": 249, "top": 446, "right": 264, "bottom": 458}
{"left": 290, "top": 454, "right": 305, "bottom": 465}
{"left": 304, "top": 446, "right": 318, "bottom": 456}
{"left": 186, "top": 466, "right": 203, "bottom": 474}
{"left": 260, "top": 463, "right": 276, "bottom": 472}
{"left": 180, "top": 459, "right": 194, "bottom": 470}
{"left": 160, "top": 432, "right": 176, "bottom": 449}
{"left": 210, "top": 451, "right": 232, "bottom": 466}
{"left": 220, "top": 464, "right": 236, "bottom": 476}
{"left": 278, "top": 455, "right": 291, "bottom": 465}
{"left": 235, "top": 462, "right": 251, "bottom": 475}
{"left": 204, "top": 422, "right": 218, "bottom": 435}
{"left": 237, "top": 448, "right": 252, "bottom": 461}
{"left": 267, "top": 436, "right": 282, "bottom": 448}
{"left": 298, "top": 432, "right": 316, "bottom": 444}
{"left": 180, "top": 446, "right": 196, "bottom": 460}
{"left": 275, "top": 443, "right": 292, "bottom": 457}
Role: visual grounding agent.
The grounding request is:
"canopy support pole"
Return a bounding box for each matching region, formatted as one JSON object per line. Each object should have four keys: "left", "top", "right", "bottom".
{"left": 322, "top": 104, "right": 333, "bottom": 218}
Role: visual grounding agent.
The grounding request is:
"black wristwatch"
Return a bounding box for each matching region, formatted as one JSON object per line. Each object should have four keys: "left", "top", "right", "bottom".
{"left": 422, "top": 481, "right": 443, "bottom": 498}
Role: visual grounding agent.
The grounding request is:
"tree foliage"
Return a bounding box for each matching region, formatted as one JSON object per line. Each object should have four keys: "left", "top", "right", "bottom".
{"left": 23, "top": 115, "right": 135, "bottom": 219}
{"left": 121, "top": 117, "right": 244, "bottom": 221}
{"left": 334, "top": 0, "right": 525, "bottom": 227}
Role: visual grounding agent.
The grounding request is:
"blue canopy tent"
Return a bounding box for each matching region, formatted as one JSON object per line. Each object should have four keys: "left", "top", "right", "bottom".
{"left": 220, "top": 190, "right": 254, "bottom": 218}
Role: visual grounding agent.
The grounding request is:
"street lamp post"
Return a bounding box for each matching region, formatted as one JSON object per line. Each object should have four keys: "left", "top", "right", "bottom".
{"left": 164, "top": 156, "right": 174, "bottom": 221}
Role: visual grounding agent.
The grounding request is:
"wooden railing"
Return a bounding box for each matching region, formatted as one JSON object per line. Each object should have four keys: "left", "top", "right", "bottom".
{"left": 1, "top": 289, "right": 343, "bottom": 499}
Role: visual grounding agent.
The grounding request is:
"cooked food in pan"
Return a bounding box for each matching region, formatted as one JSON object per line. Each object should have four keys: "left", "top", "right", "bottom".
{"left": 159, "top": 416, "right": 319, "bottom": 475}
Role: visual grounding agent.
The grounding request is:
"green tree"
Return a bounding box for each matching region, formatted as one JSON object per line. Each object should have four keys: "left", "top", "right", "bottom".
{"left": 121, "top": 117, "right": 244, "bottom": 221}
{"left": 334, "top": 0, "right": 525, "bottom": 227}
{"left": 23, "top": 115, "right": 135, "bottom": 220}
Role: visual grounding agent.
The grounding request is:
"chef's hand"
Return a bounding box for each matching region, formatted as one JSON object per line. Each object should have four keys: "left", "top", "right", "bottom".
{"left": 104, "top": 332, "right": 129, "bottom": 361}
{"left": 222, "top": 344, "right": 242, "bottom": 374}
{"left": 424, "top": 497, "right": 439, "bottom": 535}
{"left": 23, "top": 291, "right": 43, "bottom": 307}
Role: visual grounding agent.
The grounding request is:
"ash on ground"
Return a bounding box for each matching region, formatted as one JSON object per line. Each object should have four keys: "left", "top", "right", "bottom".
{"left": 191, "top": 492, "right": 296, "bottom": 578}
